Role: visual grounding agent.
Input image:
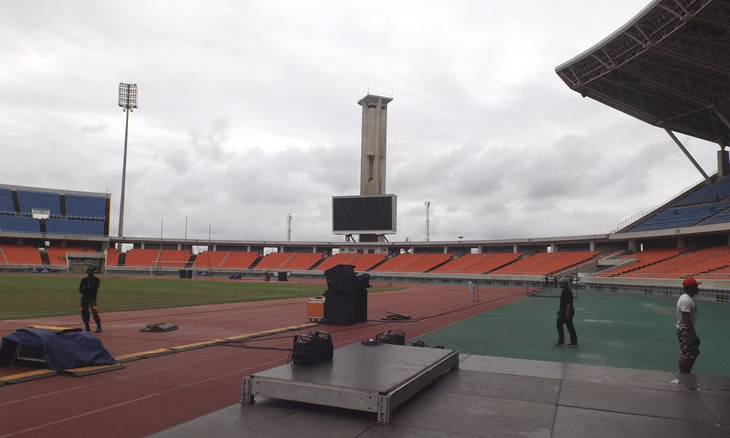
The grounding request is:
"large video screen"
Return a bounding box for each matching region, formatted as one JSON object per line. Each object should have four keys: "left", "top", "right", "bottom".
{"left": 332, "top": 195, "right": 397, "bottom": 234}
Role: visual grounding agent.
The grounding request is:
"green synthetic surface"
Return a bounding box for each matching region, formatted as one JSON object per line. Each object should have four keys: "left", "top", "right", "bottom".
{"left": 414, "top": 288, "right": 730, "bottom": 377}
{"left": 0, "top": 275, "right": 398, "bottom": 320}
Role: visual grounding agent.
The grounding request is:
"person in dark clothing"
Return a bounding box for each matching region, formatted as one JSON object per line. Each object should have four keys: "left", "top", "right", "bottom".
{"left": 79, "top": 266, "right": 102, "bottom": 333}
{"left": 554, "top": 277, "right": 577, "bottom": 347}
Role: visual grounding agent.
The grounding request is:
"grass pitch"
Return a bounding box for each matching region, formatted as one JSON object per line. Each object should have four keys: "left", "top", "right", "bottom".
{"left": 0, "top": 274, "right": 394, "bottom": 320}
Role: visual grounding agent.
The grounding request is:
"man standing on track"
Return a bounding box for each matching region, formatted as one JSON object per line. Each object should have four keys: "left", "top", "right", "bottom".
{"left": 676, "top": 277, "right": 701, "bottom": 373}
{"left": 554, "top": 277, "right": 578, "bottom": 347}
{"left": 79, "top": 266, "right": 102, "bottom": 333}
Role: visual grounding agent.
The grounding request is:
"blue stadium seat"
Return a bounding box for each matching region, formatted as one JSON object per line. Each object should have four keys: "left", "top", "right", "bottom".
{"left": 675, "top": 175, "right": 730, "bottom": 206}
{"left": 697, "top": 207, "right": 730, "bottom": 226}
{"left": 0, "top": 216, "right": 41, "bottom": 233}
{"left": 629, "top": 202, "right": 730, "bottom": 232}
{"left": 0, "top": 189, "right": 14, "bottom": 213}
{"left": 17, "top": 190, "right": 61, "bottom": 215}
{"left": 45, "top": 219, "right": 105, "bottom": 236}
{"left": 65, "top": 195, "right": 106, "bottom": 218}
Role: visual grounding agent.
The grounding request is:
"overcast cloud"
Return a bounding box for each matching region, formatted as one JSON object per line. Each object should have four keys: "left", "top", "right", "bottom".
{"left": 1, "top": 1, "right": 719, "bottom": 243}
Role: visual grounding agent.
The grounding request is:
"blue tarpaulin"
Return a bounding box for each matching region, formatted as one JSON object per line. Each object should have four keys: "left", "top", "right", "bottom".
{"left": 0, "top": 328, "right": 116, "bottom": 371}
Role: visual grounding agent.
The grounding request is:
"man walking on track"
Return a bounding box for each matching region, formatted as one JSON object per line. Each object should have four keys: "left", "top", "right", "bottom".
{"left": 676, "top": 277, "right": 701, "bottom": 373}
{"left": 79, "top": 266, "right": 102, "bottom": 333}
{"left": 554, "top": 277, "right": 577, "bottom": 347}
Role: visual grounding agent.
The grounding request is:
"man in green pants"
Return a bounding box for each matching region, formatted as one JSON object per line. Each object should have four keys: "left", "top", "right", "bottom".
{"left": 676, "top": 277, "right": 701, "bottom": 373}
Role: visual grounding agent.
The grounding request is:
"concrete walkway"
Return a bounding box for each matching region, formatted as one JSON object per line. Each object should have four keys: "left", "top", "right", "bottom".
{"left": 152, "top": 353, "right": 730, "bottom": 437}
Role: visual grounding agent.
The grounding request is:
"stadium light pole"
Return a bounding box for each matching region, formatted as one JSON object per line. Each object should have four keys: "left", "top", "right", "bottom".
{"left": 118, "top": 82, "right": 138, "bottom": 239}
{"left": 424, "top": 201, "right": 430, "bottom": 242}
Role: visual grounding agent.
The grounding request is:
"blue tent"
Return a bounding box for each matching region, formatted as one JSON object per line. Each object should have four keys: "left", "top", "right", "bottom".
{"left": 0, "top": 328, "right": 116, "bottom": 372}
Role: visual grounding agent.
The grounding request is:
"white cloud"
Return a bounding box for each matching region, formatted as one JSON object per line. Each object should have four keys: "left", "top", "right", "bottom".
{"left": 0, "top": 1, "right": 720, "bottom": 243}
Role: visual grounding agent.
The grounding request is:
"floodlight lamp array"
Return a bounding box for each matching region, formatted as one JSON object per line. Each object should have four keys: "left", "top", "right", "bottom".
{"left": 118, "top": 82, "right": 138, "bottom": 110}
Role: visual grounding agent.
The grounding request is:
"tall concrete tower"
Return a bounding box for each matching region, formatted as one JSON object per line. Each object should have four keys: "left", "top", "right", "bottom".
{"left": 358, "top": 94, "right": 393, "bottom": 195}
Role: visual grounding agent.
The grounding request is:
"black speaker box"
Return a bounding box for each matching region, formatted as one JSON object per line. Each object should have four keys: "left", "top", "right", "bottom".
{"left": 356, "top": 273, "right": 371, "bottom": 288}
{"left": 355, "top": 287, "right": 367, "bottom": 322}
{"left": 324, "top": 264, "right": 356, "bottom": 290}
{"left": 324, "top": 289, "right": 357, "bottom": 325}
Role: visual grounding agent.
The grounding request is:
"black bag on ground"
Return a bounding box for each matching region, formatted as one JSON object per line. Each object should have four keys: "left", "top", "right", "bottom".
{"left": 313, "top": 331, "right": 333, "bottom": 361}
{"left": 292, "top": 333, "right": 318, "bottom": 364}
{"left": 376, "top": 329, "right": 406, "bottom": 345}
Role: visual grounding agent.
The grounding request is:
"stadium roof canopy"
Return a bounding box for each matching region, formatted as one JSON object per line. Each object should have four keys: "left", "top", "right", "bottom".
{"left": 556, "top": 0, "right": 730, "bottom": 147}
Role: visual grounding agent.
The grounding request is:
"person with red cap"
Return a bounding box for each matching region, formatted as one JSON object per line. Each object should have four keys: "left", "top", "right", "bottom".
{"left": 676, "top": 277, "right": 701, "bottom": 373}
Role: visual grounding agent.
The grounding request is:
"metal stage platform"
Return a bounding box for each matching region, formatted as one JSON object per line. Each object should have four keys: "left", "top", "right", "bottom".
{"left": 241, "top": 343, "right": 459, "bottom": 424}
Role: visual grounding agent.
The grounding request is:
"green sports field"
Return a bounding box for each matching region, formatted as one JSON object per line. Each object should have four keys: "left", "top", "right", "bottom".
{"left": 413, "top": 288, "right": 730, "bottom": 377}
{"left": 0, "top": 275, "right": 393, "bottom": 320}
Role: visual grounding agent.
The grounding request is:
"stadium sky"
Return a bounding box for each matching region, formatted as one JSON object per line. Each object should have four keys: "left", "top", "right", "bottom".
{"left": 1, "top": 1, "right": 720, "bottom": 245}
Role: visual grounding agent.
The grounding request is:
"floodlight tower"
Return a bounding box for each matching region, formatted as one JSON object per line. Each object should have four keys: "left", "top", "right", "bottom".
{"left": 358, "top": 94, "right": 393, "bottom": 196}
{"left": 117, "top": 82, "right": 138, "bottom": 238}
{"left": 357, "top": 94, "right": 393, "bottom": 243}
{"left": 425, "top": 201, "right": 430, "bottom": 242}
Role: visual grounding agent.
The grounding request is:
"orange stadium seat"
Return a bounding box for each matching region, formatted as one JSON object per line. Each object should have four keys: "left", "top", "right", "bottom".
{"left": 157, "top": 250, "right": 192, "bottom": 268}
{"left": 281, "top": 253, "right": 324, "bottom": 270}
{"left": 314, "top": 253, "right": 361, "bottom": 271}
{"left": 193, "top": 251, "right": 229, "bottom": 269}
{"left": 372, "top": 253, "right": 420, "bottom": 272}
{"left": 0, "top": 245, "right": 42, "bottom": 265}
{"left": 397, "top": 254, "right": 453, "bottom": 273}
{"left": 596, "top": 248, "right": 685, "bottom": 277}
{"left": 106, "top": 248, "right": 119, "bottom": 266}
{"left": 123, "top": 249, "right": 161, "bottom": 267}
{"left": 254, "top": 252, "right": 300, "bottom": 270}
{"left": 315, "top": 253, "right": 387, "bottom": 272}
{"left": 491, "top": 251, "right": 599, "bottom": 276}
{"left": 433, "top": 253, "right": 523, "bottom": 274}
{"left": 220, "top": 251, "right": 258, "bottom": 269}
{"left": 616, "top": 246, "right": 730, "bottom": 279}
{"left": 371, "top": 253, "right": 452, "bottom": 273}
{"left": 350, "top": 253, "right": 387, "bottom": 271}
{"left": 45, "top": 247, "right": 94, "bottom": 266}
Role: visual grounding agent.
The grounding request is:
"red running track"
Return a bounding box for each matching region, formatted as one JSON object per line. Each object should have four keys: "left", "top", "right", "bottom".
{"left": 0, "top": 282, "right": 525, "bottom": 438}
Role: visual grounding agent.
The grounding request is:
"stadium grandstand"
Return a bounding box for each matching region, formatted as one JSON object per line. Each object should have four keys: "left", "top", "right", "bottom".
{"left": 3, "top": 3, "right": 730, "bottom": 436}
{"left": 2, "top": 0, "right": 730, "bottom": 303}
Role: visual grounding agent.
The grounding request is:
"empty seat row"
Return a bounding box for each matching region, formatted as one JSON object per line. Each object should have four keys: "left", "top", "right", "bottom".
{"left": 46, "top": 219, "right": 105, "bottom": 236}
{"left": 46, "top": 247, "right": 95, "bottom": 265}
{"left": 65, "top": 194, "right": 106, "bottom": 218}
{"left": 609, "top": 247, "right": 730, "bottom": 279}
{"left": 0, "top": 245, "right": 42, "bottom": 265}
{"left": 491, "top": 251, "right": 599, "bottom": 276}
{"left": 596, "top": 248, "right": 686, "bottom": 277}
{"left": 675, "top": 175, "right": 730, "bottom": 206}
{"left": 0, "top": 189, "right": 14, "bottom": 213}
{"left": 313, "top": 253, "right": 387, "bottom": 272}
{"left": 0, "top": 189, "right": 105, "bottom": 219}
{"left": 433, "top": 253, "right": 523, "bottom": 274}
{"left": 629, "top": 202, "right": 730, "bottom": 232}
{"left": 17, "top": 190, "right": 61, "bottom": 216}
{"left": 0, "top": 216, "right": 104, "bottom": 235}
{"left": 0, "top": 216, "right": 41, "bottom": 233}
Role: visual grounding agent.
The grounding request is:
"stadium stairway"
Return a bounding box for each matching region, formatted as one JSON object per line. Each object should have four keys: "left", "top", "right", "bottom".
{"left": 424, "top": 256, "right": 454, "bottom": 273}
{"left": 309, "top": 256, "right": 326, "bottom": 270}
{"left": 367, "top": 255, "right": 389, "bottom": 271}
